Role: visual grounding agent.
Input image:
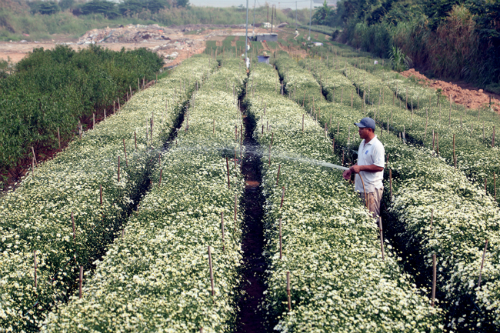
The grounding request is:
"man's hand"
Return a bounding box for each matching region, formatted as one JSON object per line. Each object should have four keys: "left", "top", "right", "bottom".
{"left": 342, "top": 169, "right": 351, "bottom": 180}
{"left": 350, "top": 165, "right": 362, "bottom": 173}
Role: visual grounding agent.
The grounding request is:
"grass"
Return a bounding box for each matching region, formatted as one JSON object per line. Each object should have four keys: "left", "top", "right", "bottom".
{"left": 0, "top": 6, "right": 311, "bottom": 41}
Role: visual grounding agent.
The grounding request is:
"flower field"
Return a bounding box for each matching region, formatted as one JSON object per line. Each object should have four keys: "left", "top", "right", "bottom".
{"left": 2, "top": 42, "right": 500, "bottom": 332}
{"left": 0, "top": 54, "right": 216, "bottom": 331}
{"left": 42, "top": 58, "right": 247, "bottom": 332}
{"left": 246, "top": 62, "right": 444, "bottom": 331}
{"left": 275, "top": 53, "right": 500, "bottom": 330}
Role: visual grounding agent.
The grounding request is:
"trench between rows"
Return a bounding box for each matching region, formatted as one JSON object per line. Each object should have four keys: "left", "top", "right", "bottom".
{"left": 235, "top": 71, "right": 269, "bottom": 333}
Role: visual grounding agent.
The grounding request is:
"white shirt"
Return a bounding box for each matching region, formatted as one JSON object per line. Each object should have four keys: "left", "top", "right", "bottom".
{"left": 354, "top": 135, "right": 385, "bottom": 193}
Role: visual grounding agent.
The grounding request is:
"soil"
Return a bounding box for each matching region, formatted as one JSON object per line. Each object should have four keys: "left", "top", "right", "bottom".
{"left": 401, "top": 68, "right": 500, "bottom": 113}
{"left": 236, "top": 79, "right": 268, "bottom": 333}
{"left": 0, "top": 27, "right": 271, "bottom": 67}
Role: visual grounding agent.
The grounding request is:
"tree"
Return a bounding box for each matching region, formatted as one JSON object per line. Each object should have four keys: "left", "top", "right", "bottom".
{"left": 176, "top": 0, "right": 189, "bottom": 8}
{"left": 312, "top": 1, "right": 332, "bottom": 26}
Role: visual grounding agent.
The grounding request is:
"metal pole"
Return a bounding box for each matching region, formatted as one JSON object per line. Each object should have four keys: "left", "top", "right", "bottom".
{"left": 253, "top": 0, "right": 256, "bottom": 36}
{"left": 309, "top": 0, "right": 312, "bottom": 41}
{"left": 296, "top": 1, "right": 298, "bottom": 30}
{"left": 245, "top": 0, "right": 249, "bottom": 69}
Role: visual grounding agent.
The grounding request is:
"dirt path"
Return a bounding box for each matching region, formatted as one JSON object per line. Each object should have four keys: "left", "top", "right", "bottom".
{"left": 401, "top": 68, "right": 500, "bottom": 113}
{"left": 236, "top": 77, "right": 268, "bottom": 333}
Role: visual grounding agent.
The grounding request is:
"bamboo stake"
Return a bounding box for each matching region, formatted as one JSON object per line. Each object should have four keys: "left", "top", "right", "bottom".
{"left": 221, "top": 213, "right": 225, "bottom": 252}
{"left": 286, "top": 271, "right": 291, "bottom": 311}
{"left": 478, "top": 240, "right": 489, "bottom": 288}
{"left": 71, "top": 212, "right": 76, "bottom": 240}
{"left": 378, "top": 217, "right": 385, "bottom": 260}
{"left": 34, "top": 251, "right": 37, "bottom": 289}
{"left": 226, "top": 157, "right": 230, "bottom": 189}
{"left": 276, "top": 164, "right": 281, "bottom": 185}
{"left": 280, "top": 187, "right": 285, "bottom": 209}
{"left": 279, "top": 217, "right": 282, "bottom": 259}
{"left": 494, "top": 173, "right": 497, "bottom": 201}
{"left": 79, "top": 266, "right": 83, "bottom": 299}
{"left": 93, "top": 113, "right": 95, "bottom": 128}
{"left": 234, "top": 193, "right": 237, "bottom": 221}
{"left": 453, "top": 135, "right": 456, "bottom": 168}
{"left": 31, "top": 147, "right": 37, "bottom": 165}
{"left": 493, "top": 126, "right": 495, "bottom": 147}
{"left": 430, "top": 208, "right": 434, "bottom": 229}
{"left": 123, "top": 139, "right": 128, "bottom": 167}
{"left": 389, "top": 169, "right": 393, "bottom": 200}
{"left": 431, "top": 254, "right": 436, "bottom": 307}
{"left": 208, "top": 246, "right": 214, "bottom": 296}
{"left": 268, "top": 144, "right": 272, "bottom": 166}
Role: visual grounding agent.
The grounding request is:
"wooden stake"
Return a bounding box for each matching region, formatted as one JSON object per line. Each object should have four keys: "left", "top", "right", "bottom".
{"left": 378, "top": 217, "right": 385, "bottom": 260}
{"left": 268, "top": 144, "right": 272, "bottom": 166}
{"left": 276, "top": 164, "right": 281, "bottom": 185}
{"left": 117, "top": 156, "right": 120, "bottom": 182}
{"left": 208, "top": 246, "right": 214, "bottom": 296}
{"left": 431, "top": 254, "right": 436, "bottom": 307}
{"left": 453, "top": 134, "right": 456, "bottom": 168}
{"left": 279, "top": 217, "right": 282, "bottom": 259}
{"left": 79, "top": 266, "right": 83, "bottom": 299}
{"left": 34, "top": 250, "right": 37, "bottom": 289}
{"left": 332, "top": 138, "right": 335, "bottom": 153}
{"left": 71, "top": 212, "right": 76, "bottom": 240}
{"left": 93, "top": 113, "right": 95, "bottom": 128}
{"left": 123, "top": 139, "right": 128, "bottom": 167}
{"left": 493, "top": 126, "right": 495, "bottom": 147}
{"left": 286, "top": 271, "right": 291, "bottom": 312}
{"left": 134, "top": 132, "right": 137, "bottom": 150}
{"left": 280, "top": 187, "right": 285, "bottom": 209}
{"left": 226, "top": 157, "right": 230, "bottom": 189}
{"left": 158, "top": 169, "right": 163, "bottom": 186}
{"left": 31, "top": 147, "right": 37, "bottom": 165}
{"left": 495, "top": 173, "right": 497, "bottom": 201}
{"left": 389, "top": 169, "right": 393, "bottom": 200}
{"left": 221, "top": 213, "right": 225, "bottom": 252}
{"left": 234, "top": 193, "right": 237, "bottom": 221}
{"left": 478, "top": 240, "right": 489, "bottom": 288}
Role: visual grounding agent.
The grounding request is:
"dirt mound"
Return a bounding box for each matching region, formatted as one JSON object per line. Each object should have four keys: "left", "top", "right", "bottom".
{"left": 401, "top": 68, "right": 499, "bottom": 112}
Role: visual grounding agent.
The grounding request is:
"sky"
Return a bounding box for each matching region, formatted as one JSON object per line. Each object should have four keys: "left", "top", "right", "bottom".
{"left": 189, "top": 0, "right": 327, "bottom": 10}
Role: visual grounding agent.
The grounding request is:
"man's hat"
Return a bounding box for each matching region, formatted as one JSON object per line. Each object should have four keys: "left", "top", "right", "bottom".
{"left": 354, "top": 117, "right": 376, "bottom": 130}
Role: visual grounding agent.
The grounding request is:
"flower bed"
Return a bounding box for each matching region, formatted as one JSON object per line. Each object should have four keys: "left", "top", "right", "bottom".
{"left": 247, "top": 61, "right": 444, "bottom": 331}
{"left": 0, "top": 55, "right": 216, "bottom": 331}
{"left": 293, "top": 55, "right": 500, "bottom": 330}
{"left": 42, "top": 58, "right": 247, "bottom": 332}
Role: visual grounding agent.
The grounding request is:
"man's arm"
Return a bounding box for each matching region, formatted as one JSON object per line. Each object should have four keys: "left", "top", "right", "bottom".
{"left": 350, "top": 164, "right": 384, "bottom": 173}
{"left": 343, "top": 163, "right": 383, "bottom": 180}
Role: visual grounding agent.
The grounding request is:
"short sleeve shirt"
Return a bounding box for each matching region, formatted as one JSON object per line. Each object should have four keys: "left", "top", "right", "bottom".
{"left": 354, "top": 135, "right": 385, "bottom": 193}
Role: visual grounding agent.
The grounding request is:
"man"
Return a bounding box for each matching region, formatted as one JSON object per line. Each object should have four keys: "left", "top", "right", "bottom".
{"left": 342, "top": 117, "right": 385, "bottom": 219}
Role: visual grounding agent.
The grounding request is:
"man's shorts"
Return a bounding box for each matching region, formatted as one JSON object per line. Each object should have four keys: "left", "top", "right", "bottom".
{"left": 358, "top": 187, "right": 384, "bottom": 220}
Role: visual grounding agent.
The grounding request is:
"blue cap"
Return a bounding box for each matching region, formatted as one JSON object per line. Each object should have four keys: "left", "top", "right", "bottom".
{"left": 354, "top": 117, "right": 376, "bottom": 130}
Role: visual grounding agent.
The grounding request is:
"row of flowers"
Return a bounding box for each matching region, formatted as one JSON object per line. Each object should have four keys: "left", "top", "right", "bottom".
{"left": 299, "top": 54, "right": 500, "bottom": 331}
{"left": 340, "top": 63, "right": 500, "bottom": 206}
{"left": 41, "top": 58, "right": 247, "bottom": 332}
{"left": 248, "top": 59, "right": 445, "bottom": 331}
{"left": 0, "top": 55, "right": 216, "bottom": 330}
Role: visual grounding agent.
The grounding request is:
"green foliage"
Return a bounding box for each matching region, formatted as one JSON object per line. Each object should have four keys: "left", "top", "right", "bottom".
{"left": 0, "top": 45, "right": 163, "bottom": 177}
{"left": 388, "top": 45, "right": 411, "bottom": 72}
{"left": 29, "top": 1, "right": 60, "bottom": 15}
{"left": 77, "top": 0, "right": 120, "bottom": 19}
